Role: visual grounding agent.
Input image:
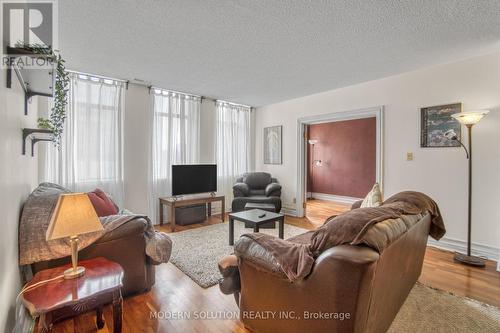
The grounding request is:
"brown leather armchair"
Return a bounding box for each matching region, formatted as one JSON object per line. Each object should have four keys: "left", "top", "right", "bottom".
{"left": 232, "top": 172, "right": 282, "bottom": 213}
{"left": 219, "top": 203, "right": 432, "bottom": 333}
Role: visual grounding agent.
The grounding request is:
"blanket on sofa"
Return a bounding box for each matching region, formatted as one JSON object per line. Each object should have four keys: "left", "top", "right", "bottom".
{"left": 19, "top": 183, "right": 172, "bottom": 265}
{"left": 236, "top": 191, "right": 445, "bottom": 282}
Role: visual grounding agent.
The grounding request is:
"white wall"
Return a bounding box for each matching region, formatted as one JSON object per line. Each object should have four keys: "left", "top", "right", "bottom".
{"left": 255, "top": 53, "right": 500, "bottom": 260}
{"left": 123, "top": 84, "right": 151, "bottom": 214}
{"left": 0, "top": 71, "right": 39, "bottom": 331}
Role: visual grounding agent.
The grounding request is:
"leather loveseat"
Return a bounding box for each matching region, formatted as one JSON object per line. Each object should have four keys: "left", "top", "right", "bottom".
{"left": 219, "top": 194, "right": 437, "bottom": 333}
{"left": 31, "top": 218, "right": 157, "bottom": 296}
{"left": 23, "top": 183, "right": 162, "bottom": 297}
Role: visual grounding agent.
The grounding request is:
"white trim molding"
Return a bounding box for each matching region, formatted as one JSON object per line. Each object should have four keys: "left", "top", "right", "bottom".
{"left": 296, "top": 106, "right": 384, "bottom": 217}
{"left": 308, "top": 192, "right": 361, "bottom": 204}
{"left": 427, "top": 237, "right": 499, "bottom": 270}
{"left": 281, "top": 206, "right": 298, "bottom": 217}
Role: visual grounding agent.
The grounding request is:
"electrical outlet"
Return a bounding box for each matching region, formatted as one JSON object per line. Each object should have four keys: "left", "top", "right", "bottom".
{"left": 406, "top": 152, "right": 414, "bottom": 161}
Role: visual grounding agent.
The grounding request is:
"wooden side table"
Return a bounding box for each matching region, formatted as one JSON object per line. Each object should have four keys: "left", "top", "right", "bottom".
{"left": 159, "top": 195, "right": 225, "bottom": 231}
{"left": 21, "top": 257, "right": 124, "bottom": 332}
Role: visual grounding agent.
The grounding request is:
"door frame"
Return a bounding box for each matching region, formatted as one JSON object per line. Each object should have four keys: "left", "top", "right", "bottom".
{"left": 296, "top": 106, "right": 384, "bottom": 217}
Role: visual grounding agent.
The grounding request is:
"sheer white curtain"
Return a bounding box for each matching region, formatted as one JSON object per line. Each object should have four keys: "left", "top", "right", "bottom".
{"left": 41, "top": 73, "right": 125, "bottom": 206}
{"left": 216, "top": 101, "right": 251, "bottom": 209}
{"left": 148, "top": 89, "right": 201, "bottom": 224}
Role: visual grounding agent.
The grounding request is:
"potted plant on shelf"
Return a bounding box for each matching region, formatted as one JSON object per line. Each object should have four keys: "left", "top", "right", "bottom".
{"left": 14, "top": 42, "right": 70, "bottom": 147}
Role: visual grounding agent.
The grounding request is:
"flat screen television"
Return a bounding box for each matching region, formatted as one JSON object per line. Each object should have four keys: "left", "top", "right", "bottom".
{"left": 172, "top": 164, "right": 217, "bottom": 196}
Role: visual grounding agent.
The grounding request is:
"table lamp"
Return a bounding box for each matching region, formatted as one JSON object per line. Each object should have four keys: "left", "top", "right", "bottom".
{"left": 445, "top": 110, "right": 489, "bottom": 266}
{"left": 46, "top": 193, "right": 104, "bottom": 278}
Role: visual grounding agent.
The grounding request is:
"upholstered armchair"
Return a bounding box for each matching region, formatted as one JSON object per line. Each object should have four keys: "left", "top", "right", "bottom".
{"left": 232, "top": 172, "right": 282, "bottom": 213}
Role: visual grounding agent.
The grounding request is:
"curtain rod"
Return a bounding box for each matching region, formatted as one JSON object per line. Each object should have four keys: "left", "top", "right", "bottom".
{"left": 201, "top": 97, "right": 253, "bottom": 110}
{"left": 66, "top": 69, "right": 255, "bottom": 110}
{"left": 214, "top": 99, "right": 252, "bottom": 109}
{"left": 66, "top": 69, "right": 129, "bottom": 87}
{"left": 149, "top": 86, "right": 202, "bottom": 98}
{"left": 66, "top": 72, "right": 253, "bottom": 108}
{"left": 150, "top": 87, "right": 253, "bottom": 109}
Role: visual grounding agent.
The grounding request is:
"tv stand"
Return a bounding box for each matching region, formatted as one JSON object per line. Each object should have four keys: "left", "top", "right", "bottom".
{"left": 159, "top": 194, "right": 225, "bottom": 231}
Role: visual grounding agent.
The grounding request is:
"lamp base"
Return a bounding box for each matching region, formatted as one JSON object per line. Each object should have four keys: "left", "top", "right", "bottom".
{"left": 453, "top": 252, "right": 485, "bottom": 267}
{"left": 63, "top": 266, "right": 85, "bottom": 279}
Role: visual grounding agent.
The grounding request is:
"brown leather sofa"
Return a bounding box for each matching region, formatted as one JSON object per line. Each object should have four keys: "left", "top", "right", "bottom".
{"left": 219, "top": 200, "right": 432, "bottom": 333}
{"left": 31, "top": 218, "right": 155, "bottom": 296}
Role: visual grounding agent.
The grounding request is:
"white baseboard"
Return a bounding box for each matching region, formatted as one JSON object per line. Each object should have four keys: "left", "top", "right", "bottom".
{"left": 210, "top": 207, "right": 231, "bottom": 215}
{"left": 427, "top": 236, "right": 499, "bottom": 270}
{"left": 281, "top": 206, "right": 298, "bottom": 217}
{"left": 309, "top": 192, "right": 361, "bottom": 204}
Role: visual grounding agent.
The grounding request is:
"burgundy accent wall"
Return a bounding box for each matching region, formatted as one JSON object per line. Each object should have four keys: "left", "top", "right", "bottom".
{"left": 307, "top": 118, "right": 376, "bottom": 198}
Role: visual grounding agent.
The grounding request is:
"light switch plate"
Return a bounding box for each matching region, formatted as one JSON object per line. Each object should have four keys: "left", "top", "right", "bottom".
{"left": 407, "top": 152, "right": 414, "bottom": 161}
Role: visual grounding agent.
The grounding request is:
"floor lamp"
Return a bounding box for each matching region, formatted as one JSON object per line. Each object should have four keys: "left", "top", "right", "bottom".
{"left": 308, "top": 139, "right": 322, "bottom": 199}
{"left": 445, "top": 110, "right": 489, "bottom": 267}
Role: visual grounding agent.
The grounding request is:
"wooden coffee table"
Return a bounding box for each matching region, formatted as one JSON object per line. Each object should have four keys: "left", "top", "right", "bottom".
{"left": 21, "top": 257, "right": 124, "bottom": 332}
{"left": 228, "top": 209, "right": 285, "bottom": 245}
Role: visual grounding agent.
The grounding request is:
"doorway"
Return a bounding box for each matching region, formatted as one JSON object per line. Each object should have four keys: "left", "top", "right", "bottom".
{"left": 296, "top": 106, "right": 384, "bottom": 219}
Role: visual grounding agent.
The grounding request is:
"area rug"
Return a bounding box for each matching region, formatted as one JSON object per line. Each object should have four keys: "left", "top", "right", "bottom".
{"left": 168, "top": 222, "right": 307, "bottom": 288}
{"left": 389, "top": 283, "right": 500, "bottom": 332}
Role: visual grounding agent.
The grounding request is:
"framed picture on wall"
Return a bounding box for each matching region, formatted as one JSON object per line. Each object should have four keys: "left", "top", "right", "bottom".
{"left": 420, "top": 103, "right": 462, "bottom": 147}
{"left": 264, "top": 125, "right": 282, "bottom": 164}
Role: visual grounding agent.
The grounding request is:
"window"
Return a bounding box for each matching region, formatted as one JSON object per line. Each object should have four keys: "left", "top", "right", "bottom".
{"left": 215, "top": 101, "right": 251, "bottom": 207}
{"left": 149, "top": 89, "right": 201, "bottom": 223}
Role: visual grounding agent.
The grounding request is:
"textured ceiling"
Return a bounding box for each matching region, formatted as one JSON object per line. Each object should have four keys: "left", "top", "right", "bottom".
{"left": 59, "top": 0, "right": 500, "bottom": 106}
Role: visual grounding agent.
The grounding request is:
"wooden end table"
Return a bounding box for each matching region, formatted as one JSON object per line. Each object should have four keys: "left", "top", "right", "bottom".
{"left": 21, "top": 257, "right": 124, "bottom": 332}
{"left": 159, "top": 195, "right": 225, "bottom": 231}
{"left": 228, "top": 209, "right": 285, "bottom": 245}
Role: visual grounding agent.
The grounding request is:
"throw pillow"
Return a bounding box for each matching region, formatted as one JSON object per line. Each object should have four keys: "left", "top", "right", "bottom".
{"left": 87, "top": 188, "right": 119, "bottom": 217}
{"left": 360, "top": 183, "right": 383, "bottom": 208}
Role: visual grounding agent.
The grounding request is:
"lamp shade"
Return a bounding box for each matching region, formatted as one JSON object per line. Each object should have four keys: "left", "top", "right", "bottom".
{"left": 451, "top": 110, "right": 489, "bottom": 125}
{"left": 46, "top": 193, "right": 103, "bottom": 241}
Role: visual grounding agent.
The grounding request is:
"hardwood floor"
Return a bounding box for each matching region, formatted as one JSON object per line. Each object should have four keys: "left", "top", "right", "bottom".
{"left": 46, "top": 200, "right": 499, "bottom": 332}
{"left": 419, "top": 247, "right": 500, "bottom": 306}
{"left": 304, "top": 198, "right": 351, "bottom": 225}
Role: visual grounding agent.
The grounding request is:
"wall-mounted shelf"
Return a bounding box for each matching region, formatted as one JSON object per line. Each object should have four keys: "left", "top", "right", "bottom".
{"left": 22, "top": 128, "right": 54, "bottom": 156}
{"left": 6, "top": 46, "right": 55, "bottom": 115}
